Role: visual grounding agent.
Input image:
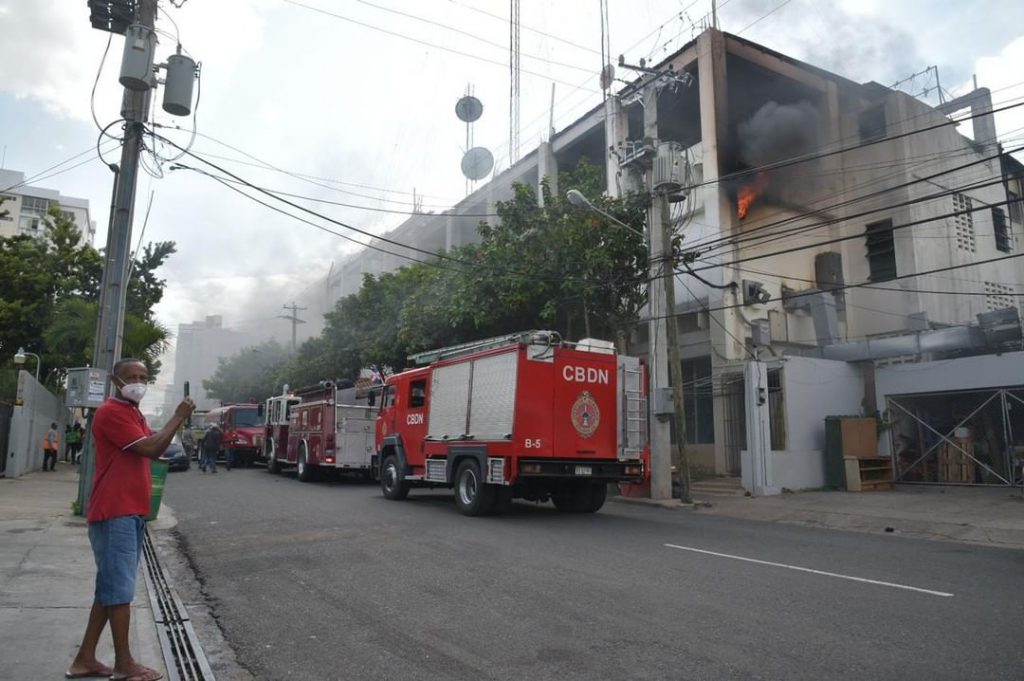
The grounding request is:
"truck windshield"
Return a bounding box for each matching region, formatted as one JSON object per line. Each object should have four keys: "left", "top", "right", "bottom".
{"left": 232, "top": 408, "right": 261, "bottom": 427}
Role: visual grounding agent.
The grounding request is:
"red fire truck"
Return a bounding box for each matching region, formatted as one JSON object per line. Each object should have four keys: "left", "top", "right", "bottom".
{"left": 374, "top": 331, "right": 646, "bottom": 516}
{"left": 284, "top": 381, "right": 376, "bottom": 482}
{"left": 206, "top": 403, "right": 263, "bottom": 467}
{"left": 262, "top": 388, "right": 300, "bottom": 474}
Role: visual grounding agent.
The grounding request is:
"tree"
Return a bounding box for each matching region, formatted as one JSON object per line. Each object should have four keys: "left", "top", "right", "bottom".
{"left": 286, "top": 159, "right": 648, "bottom": 385}
{"left": 203, "top": 340, "right": 291, "bottom": 404}
{"left": 0, "top": 205, "right": 176, "bottom": 399}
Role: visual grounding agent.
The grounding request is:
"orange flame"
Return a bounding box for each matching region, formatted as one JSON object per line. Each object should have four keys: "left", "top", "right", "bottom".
{"left": 737, "top": 172, "right": 768, "bottom": 220}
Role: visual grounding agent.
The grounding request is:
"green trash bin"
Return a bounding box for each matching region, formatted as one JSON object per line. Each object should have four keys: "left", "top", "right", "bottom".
{"left": 146, "top": 459, "right": 169, "bottom": 521}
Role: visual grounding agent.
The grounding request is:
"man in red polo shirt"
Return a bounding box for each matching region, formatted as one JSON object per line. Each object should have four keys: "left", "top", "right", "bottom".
{"left": 67, "top": 358, "right": 194, "bottom": 681}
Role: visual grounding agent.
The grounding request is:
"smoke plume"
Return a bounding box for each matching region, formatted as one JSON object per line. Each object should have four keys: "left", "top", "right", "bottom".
{"left": 738, "top": 100, "right": 820, "bottom": 168}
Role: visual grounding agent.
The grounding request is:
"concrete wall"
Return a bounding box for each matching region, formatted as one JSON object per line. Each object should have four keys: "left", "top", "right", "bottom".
{"left": 875, "top": 350, "right": 1024, "bottom": 400}
{"left": 771, "top": 356, "right": 863, "bottom": 490}
{"left": 8, "top": 371, "right": 67, "bottom": 478}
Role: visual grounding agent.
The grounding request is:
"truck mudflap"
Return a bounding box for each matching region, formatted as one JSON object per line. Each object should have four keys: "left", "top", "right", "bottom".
{"left": 517, "top": 459, "right": 643, "bottom": 481}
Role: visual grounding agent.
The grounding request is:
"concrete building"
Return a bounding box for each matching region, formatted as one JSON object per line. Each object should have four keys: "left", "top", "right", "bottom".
{"left": 168, "top": 315, "right": 248, "bottom": 412}
{"left": 0, "top": 169, "right": 97, "bottom": 245}
{"left": 325, "top": 28, "right": 1024, "bottom": 484}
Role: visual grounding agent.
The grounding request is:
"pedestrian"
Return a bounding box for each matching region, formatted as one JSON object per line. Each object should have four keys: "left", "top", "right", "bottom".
{"left": 199, "top": 423, "right": 222, "bottom": 474}
{"left": 67, "top": 358, "right": 194, "bottom": 681}
{"left": 73, "top": 422, "right": 86, "bottom": 464}
{"left": 67, "top": 421, "right": 83, "bottom": 464}
{"left": 43, "top": 422, "right": 59, "bottom": 471}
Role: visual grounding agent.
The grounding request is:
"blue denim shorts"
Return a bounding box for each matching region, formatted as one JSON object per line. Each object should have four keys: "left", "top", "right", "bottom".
{"left": 88, "top": 515, "right": 145, "bottom": 606}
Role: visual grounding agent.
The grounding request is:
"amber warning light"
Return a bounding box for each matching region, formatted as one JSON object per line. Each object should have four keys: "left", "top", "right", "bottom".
{"left": 737, "top": 172, "right": 768, "bottom": 220}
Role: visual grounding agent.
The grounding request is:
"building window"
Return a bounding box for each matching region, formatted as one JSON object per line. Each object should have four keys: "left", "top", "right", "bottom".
{"left": 18, "top": 215, "right": 41, "bottom": 233}
{"left": 992, "top": 206, "right": 1011, "bottom": 253}
{"left": 20, "top": 196, "right": 49, "bottom": 215}
{"left": 953, "top": 193, "right": 975, "bottom": 253}
{"left": 858, "top": 105, "right": 886, "bottom": 143}
{"left": 1009, "top": 190, "right": 1023, "bottom": 224}
{"left": 865, "top": 218, "right": 897, "bottom": 282}
{"left": 984, "top": 281, "right": 1014, "bottom": 312}
{"left": 681, "top": 356, "right": 714, "bottom": 445}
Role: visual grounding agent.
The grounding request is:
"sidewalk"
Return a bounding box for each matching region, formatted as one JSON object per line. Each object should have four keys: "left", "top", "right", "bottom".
{"left": 0, "top": 463, "right": 168, "bottom": 681}
{"left": 615, "top": 483, "right": 1024, "bottom": 549}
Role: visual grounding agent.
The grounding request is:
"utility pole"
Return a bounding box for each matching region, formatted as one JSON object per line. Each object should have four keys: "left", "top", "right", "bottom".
{"left": 79, "top": 0, "right": 159, "bottom": 516}
{"left": 626, "top": 65, "right": 693, "bottom": 503}
{"left": 279, "top": 302, "right": 307, "bottom": 353}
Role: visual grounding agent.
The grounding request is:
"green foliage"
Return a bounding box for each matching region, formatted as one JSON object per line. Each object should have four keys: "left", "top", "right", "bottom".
{"left": 203, "top": 340, "right": 292, "bottom": 404}
{"left": 0, "top": 205, "right": 174, "bottom": 399}
{"left": 275, "top": 158, "right": 649, "bottom": 386}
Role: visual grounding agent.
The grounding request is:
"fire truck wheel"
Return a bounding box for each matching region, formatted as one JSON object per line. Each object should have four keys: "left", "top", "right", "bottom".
{"left": 552, "top": 481, "right": 593, "bottom": 513}
{"left": 454, "top": 459, "right": 497, "bottom": 516}
{"left": 582, "top": 483, "right": 608, "bottom": 513}
{"left": 380, "top": 455, "right": 410, "bottom": 500}
{"left": 297, "top": 447, "right": 315, "bottom": 482}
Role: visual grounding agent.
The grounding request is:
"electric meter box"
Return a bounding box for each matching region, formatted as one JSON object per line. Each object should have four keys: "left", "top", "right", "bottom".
{"left": 65, "top": 368, "right": 109, "bottom": 409}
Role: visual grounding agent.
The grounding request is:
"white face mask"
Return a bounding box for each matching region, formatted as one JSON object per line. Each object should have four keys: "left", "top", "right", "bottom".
{"left": 119, "top": 380, "right": 148, "bottom": 403}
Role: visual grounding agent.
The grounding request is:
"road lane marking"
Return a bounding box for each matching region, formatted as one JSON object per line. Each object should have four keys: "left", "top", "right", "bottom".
{"left": 664, "top": 544, "right": 954, "bottom": 598}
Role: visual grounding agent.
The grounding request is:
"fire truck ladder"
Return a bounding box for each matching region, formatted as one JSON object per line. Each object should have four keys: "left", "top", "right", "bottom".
{"left": 619, "top": 360, "right": 647, "bottom": 460}
{"left": 408, "top": 330, "right": 561, "bottom": 365}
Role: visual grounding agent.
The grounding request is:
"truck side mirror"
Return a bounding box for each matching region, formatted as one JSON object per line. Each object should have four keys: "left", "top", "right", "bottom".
{"left": 257, "top": 404, "right": 265, "bottom": 418}
{"left": 367, "top": 390, "right": 376, "bottom": 407}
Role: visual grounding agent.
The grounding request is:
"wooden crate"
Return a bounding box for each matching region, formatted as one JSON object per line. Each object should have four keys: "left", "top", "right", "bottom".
{"left": 938, "top": 439, "right": 975, "bottom": 483}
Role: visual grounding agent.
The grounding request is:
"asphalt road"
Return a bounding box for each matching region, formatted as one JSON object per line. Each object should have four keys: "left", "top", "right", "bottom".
{"left": 162, "top": 466, "right": 1024, "bottom": 681}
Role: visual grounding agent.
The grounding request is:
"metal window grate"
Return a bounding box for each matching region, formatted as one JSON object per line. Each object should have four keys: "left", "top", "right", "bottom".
{"left": 953, "top": 194, "right": 976, "bottom": 253}
{"left": 984, "top": 281, "right": 1014, "bottom": 312}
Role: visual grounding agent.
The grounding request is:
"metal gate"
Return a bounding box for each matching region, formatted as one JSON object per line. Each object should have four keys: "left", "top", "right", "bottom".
{"left": 721, "top": 374, "right": 745, "bottom": 476}
{"left": 887, "top": 387, "right": 1024, "bottom": 486}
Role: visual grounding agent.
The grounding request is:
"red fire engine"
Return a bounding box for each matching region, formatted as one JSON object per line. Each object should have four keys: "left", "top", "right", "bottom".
{"left": 262, "top": 388, "right": 300, "bottom": 474}
{"left": 374, "top": 331, "right": 646, "bottom": 516}
{"left": 206, "top": 403, "right": 263, "bottom": 467}
{"left": 283, "top": 381, "right": 376, "bottom": 482}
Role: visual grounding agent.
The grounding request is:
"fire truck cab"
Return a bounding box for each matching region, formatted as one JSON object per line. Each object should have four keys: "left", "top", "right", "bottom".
{"left": 375, "top": 331, "right": 646, "bottom": 516}
{"left": 205, "top": 404, "right": 263, "bottom": 467}
{"left": 263, "top": 389, "right": 300, "bottom": 474}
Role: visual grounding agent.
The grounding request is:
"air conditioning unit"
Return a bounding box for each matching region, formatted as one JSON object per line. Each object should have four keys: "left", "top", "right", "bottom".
{"left": 653, "top": 141, "right": 685, "bottom": 194}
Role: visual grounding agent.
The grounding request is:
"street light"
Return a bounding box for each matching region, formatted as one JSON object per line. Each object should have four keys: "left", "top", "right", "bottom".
{"left": 565, "top": 189, "right": 646, "bottom": 240}
{"left": 13, "top": 347, "right": 41, "bottom": 382}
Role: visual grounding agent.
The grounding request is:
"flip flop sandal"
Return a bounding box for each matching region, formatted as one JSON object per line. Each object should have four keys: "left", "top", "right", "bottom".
{"left": 64, "top": 666, "right": 113, "bottom": 679}
{"left": 109, "top": 665, "right": 162, "bottom": 681}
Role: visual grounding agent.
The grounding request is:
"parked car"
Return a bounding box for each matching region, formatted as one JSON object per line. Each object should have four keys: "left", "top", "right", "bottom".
{"left": 163, "top": 435, "right": 190, "bottom": 472}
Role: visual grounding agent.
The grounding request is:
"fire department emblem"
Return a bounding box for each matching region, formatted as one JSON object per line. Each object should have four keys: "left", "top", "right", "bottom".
{"left": 571, "top": 391, "right": 600, "bottom": 438}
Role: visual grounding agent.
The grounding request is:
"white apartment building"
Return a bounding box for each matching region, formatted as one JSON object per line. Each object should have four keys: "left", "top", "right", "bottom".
{"left": 168, "top": 315, "right": 249, "bottom": 412}
{"left": 0, "top": 169, "right": 97, "bottom": 245}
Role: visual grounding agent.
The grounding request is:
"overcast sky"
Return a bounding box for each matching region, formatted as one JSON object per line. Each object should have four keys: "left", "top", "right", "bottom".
{"left": 2, "top": 0, "right": 1023, "bottom": 400}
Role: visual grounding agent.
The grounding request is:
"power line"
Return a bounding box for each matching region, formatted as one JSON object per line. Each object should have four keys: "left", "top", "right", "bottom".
{"left": 280, "top": 0, "right": 599, "bottom": 94}
{"left": 168, "top": 164, "right": 500, "bottom": 218}
{"left": 689, "top": 194, "right": 1019, "bottom": 274}
{"left": 688, "top": 251, "right": 1024, "bottom": 316}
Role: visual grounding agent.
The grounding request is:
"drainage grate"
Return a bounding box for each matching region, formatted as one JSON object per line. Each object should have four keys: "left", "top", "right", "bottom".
{"left": 142, "top": 527, "right": 216, "bottom": 681}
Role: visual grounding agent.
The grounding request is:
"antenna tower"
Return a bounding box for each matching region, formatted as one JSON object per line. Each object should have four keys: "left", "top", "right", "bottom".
{"left": 509, "top": 0, "right": 521, "bottom": 164}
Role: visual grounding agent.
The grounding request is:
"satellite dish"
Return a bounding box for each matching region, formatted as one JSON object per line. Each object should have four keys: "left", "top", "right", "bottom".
{"left": 600, "top": 63, "right": 615, "bottom": 90}
{"left": 455, "top": 95, "right": 484, "bottom": 123}
{"left": 461, "top": 147, "right": 494, "bottom": 181}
